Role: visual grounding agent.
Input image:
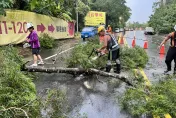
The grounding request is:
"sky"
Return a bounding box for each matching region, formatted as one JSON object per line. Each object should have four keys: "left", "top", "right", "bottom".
{"left": 126, "top": 0, "right": 156, "bottom": 23}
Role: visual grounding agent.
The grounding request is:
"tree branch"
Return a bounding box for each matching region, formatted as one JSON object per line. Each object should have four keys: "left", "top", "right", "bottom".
{"left": 0, "top": 106, "right": 29, "bottom": 118}
{"left": 23, "top": 66, "right": 133, "bottom": 86}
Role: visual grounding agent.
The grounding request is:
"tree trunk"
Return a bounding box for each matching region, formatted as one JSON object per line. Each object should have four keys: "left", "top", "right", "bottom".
{"left": 23, "top": 65, "right": 133, "bottom": 86}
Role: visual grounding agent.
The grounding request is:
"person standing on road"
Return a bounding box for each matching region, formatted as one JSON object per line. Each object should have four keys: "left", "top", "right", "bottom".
{"left": 97, "top": 26, "right": 121, "bottom": 74}
{"left": 26, "top": 23, "right": 44, "bottom": 67}
{"left": 158, "top": 25, "right": 176, "bottom": 74}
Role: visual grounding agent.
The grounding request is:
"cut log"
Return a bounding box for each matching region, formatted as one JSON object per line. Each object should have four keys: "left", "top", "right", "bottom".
{"left": 23, "top": 66, "right": 133, "bottom": 86}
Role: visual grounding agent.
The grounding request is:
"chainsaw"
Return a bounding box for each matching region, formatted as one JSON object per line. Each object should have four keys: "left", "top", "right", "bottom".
{"left": 88, "top": 48, "right": 104, "bottom": 60}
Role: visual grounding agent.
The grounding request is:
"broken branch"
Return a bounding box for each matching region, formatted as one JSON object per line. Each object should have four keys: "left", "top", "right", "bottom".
{"left": 23, "top": 66, "right": 133, "bottom": 86}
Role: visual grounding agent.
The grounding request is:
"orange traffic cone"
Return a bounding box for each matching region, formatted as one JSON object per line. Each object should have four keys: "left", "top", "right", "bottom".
{"left": 143, "top": 40, "right": 148, "bottom": 49}
{"left": 120, "top": 36, "right": 124, "bottom": 44}
{"left": 159, "top": 44, "right": 165, "bottom": 54}
{"left": 132, "top": 36, "right": 136, "bottom": 47}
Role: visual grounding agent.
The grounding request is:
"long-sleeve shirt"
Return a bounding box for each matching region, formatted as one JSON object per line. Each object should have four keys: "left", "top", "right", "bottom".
{"left": 27, "top": 31, "right": 40, "bottom": 49}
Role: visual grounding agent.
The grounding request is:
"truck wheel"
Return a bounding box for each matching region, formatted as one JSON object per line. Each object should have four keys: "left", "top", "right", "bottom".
{"left": 83, "top": 38, "right": 85, "bottom": 42}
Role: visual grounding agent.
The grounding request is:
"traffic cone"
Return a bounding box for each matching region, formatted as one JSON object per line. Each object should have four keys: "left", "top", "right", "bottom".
{"left": 159, "top": 44, "right": 165, "bottom": 54}
{"left": 120, "top": 36, "right": 124, "bottom": 44}
{"left": 132, "top": 36, "right": 136, "bottom": 47}
{"left": 143, "top": 40, "right": 148, "bottom": 49}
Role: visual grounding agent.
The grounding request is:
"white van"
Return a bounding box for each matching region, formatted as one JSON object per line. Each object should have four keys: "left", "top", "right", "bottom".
{"left": 144, "top": 27, "right": 155, "bottom": 35}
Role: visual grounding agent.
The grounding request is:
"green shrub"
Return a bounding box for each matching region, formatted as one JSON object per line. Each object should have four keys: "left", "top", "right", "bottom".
{"left": 39, "top": 33, "right": 55, "bottom": 49}
{"left": 0, "top": 46, "right": 40, "bottom": 118}
{"left": 120, "top": 46, "right": 149, "bottom": 69}
{"left": 67, "top": 38, "right": 106, "bottom": 69}
{"left": 120, "top": 78, "right": 176, "bottom": 117}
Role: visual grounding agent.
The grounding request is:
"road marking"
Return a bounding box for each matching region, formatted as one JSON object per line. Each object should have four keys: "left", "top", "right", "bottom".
{"left": 123, "top": 32, "right": 172, "bottom": 118}
{"left": 44, "top": 46, "right": 75, "bottom": 60}
{"left": 139, "top": 68, "right": 151, "bottom": 86}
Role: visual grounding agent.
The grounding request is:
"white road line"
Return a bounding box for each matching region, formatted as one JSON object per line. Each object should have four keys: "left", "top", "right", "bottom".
{"left": 44, "top": 46, "right": 75, "bottom": 61}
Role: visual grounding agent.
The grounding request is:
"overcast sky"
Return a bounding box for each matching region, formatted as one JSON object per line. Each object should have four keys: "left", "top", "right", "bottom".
{"left": 126, "top": 0, "right": 156, "bottom": 23}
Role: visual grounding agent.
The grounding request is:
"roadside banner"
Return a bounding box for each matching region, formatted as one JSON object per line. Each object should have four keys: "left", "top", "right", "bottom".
{"left": 85, "top": 11, "right": 106, "bottom": 26}
{"left": 0, "top": 10, "right": 75, "bottom": 45}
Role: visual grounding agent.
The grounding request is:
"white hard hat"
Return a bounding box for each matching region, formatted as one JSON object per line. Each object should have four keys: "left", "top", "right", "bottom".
{"left": 174, "top": 25, "right": 176, "bottom": 31}
{"left": 26, "top": 22, "right": 34, "bottom": 29}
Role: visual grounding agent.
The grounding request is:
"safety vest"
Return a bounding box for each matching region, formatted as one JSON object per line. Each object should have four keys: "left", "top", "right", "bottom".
{"left": 171, "top": 32, "right": 176, "bottom": 47}
{"left": 106, "top": 33, "right": 119, "bottom": 51}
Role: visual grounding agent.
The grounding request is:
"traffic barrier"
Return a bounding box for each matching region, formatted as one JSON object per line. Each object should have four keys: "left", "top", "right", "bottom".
{"left": 132, "top": 36, "right": 136, "bottom": 47}
{"left": 143, "top": 40, "right": 148, "bottom": 49}
{"left": 120, "top": 36, "right": 124, "bottom": 44}
{"left": 159, "top": 44, "right": 165, "bottom": 54}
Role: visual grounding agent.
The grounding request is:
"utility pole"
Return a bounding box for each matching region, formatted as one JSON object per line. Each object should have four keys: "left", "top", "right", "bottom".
{"left": 76, "top": 0, "right": 79, "bottom": 33}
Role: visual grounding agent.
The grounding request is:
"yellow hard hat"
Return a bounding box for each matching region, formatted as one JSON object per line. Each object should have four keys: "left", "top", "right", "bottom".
{"left": 98, "top": 26, "right": 105, "bottom": 33}
{"left": 108, "top": 25, "right": 110, "bottom": 27}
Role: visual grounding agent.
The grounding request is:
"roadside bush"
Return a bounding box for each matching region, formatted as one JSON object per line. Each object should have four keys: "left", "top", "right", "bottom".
{"left": 121, "top": 46, "right": 149, "bottom": 69}
{"left": 39, "top": 33, "right": 55, "bottom": 49}
{"left": 120, "top": 77, "right": 176, "bottom": 117}
{"left": 0, "top": 46, "right": 40, "bottom": 118}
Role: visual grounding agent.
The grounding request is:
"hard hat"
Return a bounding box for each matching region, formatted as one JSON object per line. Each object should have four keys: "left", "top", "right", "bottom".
{"left": 98, "top": 26, "right": 105, "bottom": 33}
{"left": 26, "top": 22, "right": 34, "bottom": 29}
{"left": 174, "top": 25, "right": 176, "bottom": 31}
{"left": 108, "top": 25, "right": 110, "bottom": 27}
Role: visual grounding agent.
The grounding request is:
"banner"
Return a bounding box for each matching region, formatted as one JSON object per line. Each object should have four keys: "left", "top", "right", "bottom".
{"left": 0, "top": 10, "right": 75, "bottom": 45}
{"left": 85, "top": 11, "right": 106, "bottom": 26}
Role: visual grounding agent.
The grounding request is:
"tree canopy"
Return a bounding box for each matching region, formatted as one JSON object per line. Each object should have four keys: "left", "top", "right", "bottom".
{"left": 148, "top": 0, "right": 176, "bottom": 33}
{"left": 0, "top": 0, "right": 131, "bottom": 30}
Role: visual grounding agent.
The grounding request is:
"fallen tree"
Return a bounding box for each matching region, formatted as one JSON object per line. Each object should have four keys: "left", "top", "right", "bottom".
{"left": 22, "top": 37, "right": 149, "bottom": 86}
{"left": 23, "top": 65, "right": 133, "bottom": 86}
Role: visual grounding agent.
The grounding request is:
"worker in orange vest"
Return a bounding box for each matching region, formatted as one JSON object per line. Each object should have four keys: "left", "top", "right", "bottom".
{"left": 158, "top": 25, "right": 176, "bottom": 75}
{"left": 107, "top": 25, "right": 112, "bottom": 34}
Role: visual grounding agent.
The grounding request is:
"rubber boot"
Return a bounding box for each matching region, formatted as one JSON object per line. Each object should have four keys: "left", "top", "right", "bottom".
{"left": 115, "top": 64, "right": 121, "bottom": 74}
{"left": 114, "top": 59, "right": 121, "bottom": 74}
{"left": 106, "top": 65, "right": 111, "bottom": 72}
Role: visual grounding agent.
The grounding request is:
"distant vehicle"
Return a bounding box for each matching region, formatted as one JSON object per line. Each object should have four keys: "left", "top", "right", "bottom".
{"left": 119, "top": 28, "right": 124, "bottom": 32}
{"left": 81, "top": 27, "right": 97, "bottom": 41}
{"left": 144, "top": 27, "right": 155, "bottom": 35}
{"left": 115, "top": 28, "right": 120, "bottom": 33}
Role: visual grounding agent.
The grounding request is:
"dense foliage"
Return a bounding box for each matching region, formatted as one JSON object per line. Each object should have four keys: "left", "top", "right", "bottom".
{"left": 0, "top": 0, "right": 131, "bottom": 31}
{"left": 121, "top": 46, "right": 149, "bottom": 69}
{"left": 39, "top": 33, "right": 55, "bottom": 49}
{"left": 148, "top": 0, "right": 176, "bottom": 33}
{"left": 0, "top": 46, "right": 70, "bottom": 117}
{"left": 91, "top": 0, "right": 131, "bottom": 28}
{"left": 120, "top": 74, "right": 176, "bottom": 117}
{"left": 0, "top": 0, "right": 14, "bottom": 15}
{"left": 67, "top": 37, "right": 107, "bottom": 69}
{"left": 67, "top": 37, "right": 148, "bottom": 70}
{"left": 0, "top": 46, "right": 40, "bottom": 118}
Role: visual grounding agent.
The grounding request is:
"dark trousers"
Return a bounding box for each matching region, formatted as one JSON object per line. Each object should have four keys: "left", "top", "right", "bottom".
{"left": 165, "top": 47, "right": 176, "bottom": 71}
{"left": 106, "top": 49, "right": 121, "bottom": 73}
